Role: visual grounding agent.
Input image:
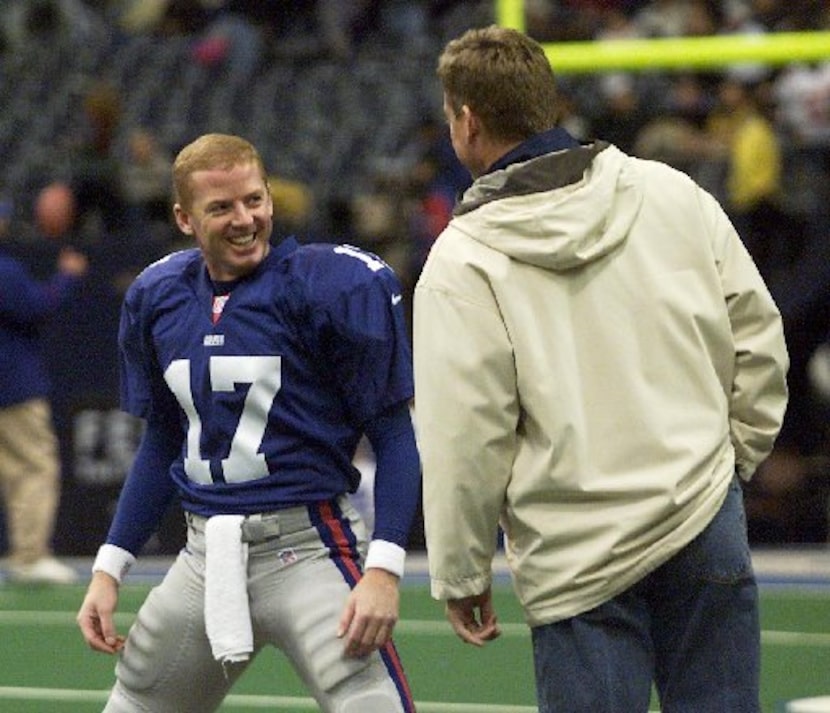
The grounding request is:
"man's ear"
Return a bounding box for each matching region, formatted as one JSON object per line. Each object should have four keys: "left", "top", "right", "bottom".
{"left": 460, "top": 104, "right": 480, "bottom": 143}
{"left": 173, "top": 204, "right": 193, "bottom": 235}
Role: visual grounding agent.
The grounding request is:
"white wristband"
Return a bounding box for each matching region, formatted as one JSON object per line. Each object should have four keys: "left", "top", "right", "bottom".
{"left": 92, "top": 544, "right": 136, "bottom": 584}
{"left": 364, "top": 540, "right": 406, "bottom": 579}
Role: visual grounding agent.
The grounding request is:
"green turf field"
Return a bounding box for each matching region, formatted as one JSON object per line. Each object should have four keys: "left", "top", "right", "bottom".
{"left": 0, "top": 555, "right": 828, "bottom": 713}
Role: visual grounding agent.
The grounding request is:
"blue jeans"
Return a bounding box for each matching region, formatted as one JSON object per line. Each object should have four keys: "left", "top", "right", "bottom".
{"left": 531, "top": 477, "right": 760, "bottom": 713}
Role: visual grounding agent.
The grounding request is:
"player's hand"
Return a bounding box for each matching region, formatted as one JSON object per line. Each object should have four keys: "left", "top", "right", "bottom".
{"left": 337, "top": 568, "right": 400, "bottom": 658}
{"left": 58, "top": 246, "right": 89, "bottom": 277}
{"left": 446, "top": 587, "right": 501, "bottom": 647}
{"left": 76, "top": 571, "right": 125, "bottom": 655}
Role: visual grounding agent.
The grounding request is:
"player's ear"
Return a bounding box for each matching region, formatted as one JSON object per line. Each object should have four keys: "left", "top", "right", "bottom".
{"left": 173, "top": 204, "right": 194, "bottom": 235}
{"left": 265, "top": 183, "right": 274, "bottom": 219}
{"left": 461, "top": 104, "right": 481, "bottom": 143}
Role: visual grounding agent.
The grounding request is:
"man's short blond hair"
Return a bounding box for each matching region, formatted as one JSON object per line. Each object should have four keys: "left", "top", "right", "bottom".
{"left": 438, "top": 25, "right": 560, "bottom": 142}
{"left": 173, "top": 133, "right": 268, "bottom": 210}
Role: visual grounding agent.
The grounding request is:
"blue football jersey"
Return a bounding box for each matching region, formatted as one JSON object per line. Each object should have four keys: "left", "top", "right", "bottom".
{"left": 118, "top": 237, "right": 413, "bottom": 517}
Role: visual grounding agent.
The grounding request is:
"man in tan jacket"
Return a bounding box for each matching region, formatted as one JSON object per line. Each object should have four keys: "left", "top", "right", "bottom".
{"left": 414, "top": 26, "right": 788, "bottom": 713}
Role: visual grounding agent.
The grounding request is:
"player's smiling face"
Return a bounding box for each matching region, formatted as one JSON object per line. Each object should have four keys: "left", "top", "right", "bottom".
{"left": 174, "top": 161, "right": 273, "bottom": 282}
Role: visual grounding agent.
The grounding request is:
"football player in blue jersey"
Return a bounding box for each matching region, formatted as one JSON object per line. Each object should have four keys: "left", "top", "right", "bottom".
{"left": 76, "top": 133, "right": 420, "bottom": 713}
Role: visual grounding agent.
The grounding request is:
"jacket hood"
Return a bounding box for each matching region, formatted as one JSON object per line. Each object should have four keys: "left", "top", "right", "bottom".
{"left": 452, "top": 143, "right": 643, "bottom": 271}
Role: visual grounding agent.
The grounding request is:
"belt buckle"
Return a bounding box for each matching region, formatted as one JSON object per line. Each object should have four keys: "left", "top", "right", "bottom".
{"left": 241, "top": 513, "right": 281, "bottom": 542}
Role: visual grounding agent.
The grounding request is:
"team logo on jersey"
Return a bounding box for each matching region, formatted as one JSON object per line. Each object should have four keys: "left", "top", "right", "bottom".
{"left": 212, "top": 294, "right": 230, "bottom": 324}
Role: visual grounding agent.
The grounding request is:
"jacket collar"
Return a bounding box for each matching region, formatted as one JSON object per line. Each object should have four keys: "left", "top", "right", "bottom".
{"left": 485, "top": 127, "right": 582, "bottom": 175}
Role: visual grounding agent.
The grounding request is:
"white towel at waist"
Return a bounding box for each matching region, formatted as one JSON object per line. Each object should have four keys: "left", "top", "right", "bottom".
{"left": 204, "top": 514, "right": 253, "bottom": 664}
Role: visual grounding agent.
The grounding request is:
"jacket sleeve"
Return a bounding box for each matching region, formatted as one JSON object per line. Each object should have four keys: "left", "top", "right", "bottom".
{"left": 414, "top": 236, "right": 518, "bottom": 600}
{"left": 0, "top": 259, "right": 79, "bottom": 326}
{"left": 706, "top": 188, "right": 789, "bottom": 479}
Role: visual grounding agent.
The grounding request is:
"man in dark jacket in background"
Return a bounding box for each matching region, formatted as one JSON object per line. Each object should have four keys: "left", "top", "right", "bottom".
{"left": 0, "top": 196, "right": 87, "bottom": 584}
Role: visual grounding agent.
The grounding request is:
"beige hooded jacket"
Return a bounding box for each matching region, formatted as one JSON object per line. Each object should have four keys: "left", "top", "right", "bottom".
{"left": 413, "top": 142, "right": 788, "bottom": 626}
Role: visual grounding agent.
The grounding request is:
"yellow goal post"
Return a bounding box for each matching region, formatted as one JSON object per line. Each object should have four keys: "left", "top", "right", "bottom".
{"left": 495, "top": 0, "right": 830, "bottom": 73}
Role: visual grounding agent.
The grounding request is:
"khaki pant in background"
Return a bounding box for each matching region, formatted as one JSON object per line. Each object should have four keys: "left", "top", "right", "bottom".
{"left": 0, "top": 398, "right": 61, "bottom": 565}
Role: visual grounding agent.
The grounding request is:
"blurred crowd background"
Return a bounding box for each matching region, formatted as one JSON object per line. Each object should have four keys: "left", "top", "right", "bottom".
{"left": 0, "top": 0, "right": 828, "bottom": 555}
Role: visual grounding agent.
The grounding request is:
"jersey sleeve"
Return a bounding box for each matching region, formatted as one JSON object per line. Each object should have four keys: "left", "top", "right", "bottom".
{"left": 311, "top": 246, "right": 414, "bottom": 426}
{"left": 118, "top": 279, "right": 180, "bottom": 422}
{"left": 104, "top": 411, "right": 182, "bottom": 555}
{"left": 363, "top": 401, "right": 421, "bottom": 549}
{"left": 108, "top": 271, "right": 184, "bottom": 556}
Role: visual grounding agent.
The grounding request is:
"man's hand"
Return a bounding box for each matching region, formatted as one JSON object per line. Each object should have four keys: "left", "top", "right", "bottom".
{"left": 58, "top": 247, "right": 89, "bottom": 278}
{"left": 446, "top": 587, "right": 501, "bottom": 647}
{"left": 76, "top": 571, "right": 125, "bottom": 655}
{"left": 337, "top": 568, "right": 400, "bottom": 658}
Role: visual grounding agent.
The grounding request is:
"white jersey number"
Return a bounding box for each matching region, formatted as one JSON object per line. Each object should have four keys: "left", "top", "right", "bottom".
{"left": 165, "top": 356, "right": 281, "bottom": 484}
{"left": 334, "top": 244, "right": 388, "bottom": 272}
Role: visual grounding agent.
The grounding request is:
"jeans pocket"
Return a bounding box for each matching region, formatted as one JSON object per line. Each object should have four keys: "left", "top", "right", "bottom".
{"left": 688, "top": 478, "right": 754, "bottom": 585}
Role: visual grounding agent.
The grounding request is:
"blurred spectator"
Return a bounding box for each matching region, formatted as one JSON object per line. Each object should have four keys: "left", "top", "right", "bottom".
{"left": 349, "top": 188, "right": 409, "bottom": 279}
{"left": 663, "top": 72, "right": 717, "bottom": 129}
{"left": 65, "top": 81, "right": 128, "bottom": 239}
{"left": 808, "top": 337, "right": 830, "bottom": 422}
{"left": 189, "top": 0, "right": 379, "bottom": 64}
{"left": 525, "top": 0, "right": 560, "bottom": 41}
{"left": 526, "top": 0, "right": 615, "bottom": 41}
{"left": 33, "top": 182, "right": 78, "bottom": 240}
{"left": 720, "top": 1, "right": 771, "bottom": 85}
{"left": 0, "top": 195, "right": 88, "bottom": 584}
{"left": 557, "top": 89, "right": 592, "bottom": 142}
{"left": 190, "top": 1, "right": 270, "bottom": 79}
{"left": 591, "top": 73, "right": 651, "bottom": 153}
{"left": 715, "top": 65, "right": 830, "bottom": 542}
{"left": 405, "top": 153, "right": 456, "bottom": 280}
{"left": 703, "top": 75, "right": 797, "bottom": 281}
{"left": 1, "top": 0, "right": 110, "bottom": 53}
{"left": 684, "top": 0, "right": 718, "bottom": 36}
{"left": 122, "top": 128, "right": 174, "bottom": 229}
{"left": 268, "top": 174, "right": 314, "bottom": 237}
{"left": 773, "top": 61, "right": 830, "bottom": 219}
{"left": 594, "top": 6, "right": 642, "bottom": 40}
{"left": 633, "top": 72, "right": 722, "bottom": 188}
{"left": 634, "top": 0, "right": 696, "bottom": 37}
{"left": 394, "top": 117, "right": 469, "bottom": 280}
{"left": 769, "top": 0, "right": 830, "bottom": 31}
{"left": 312, "top": 0, "right": 376, "bottom": 59}
{"left": 117, "top": 0, "right": 213, "bottom": 36}
{"left": 633, "top": 111, "right": 710, "bottom": 181}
